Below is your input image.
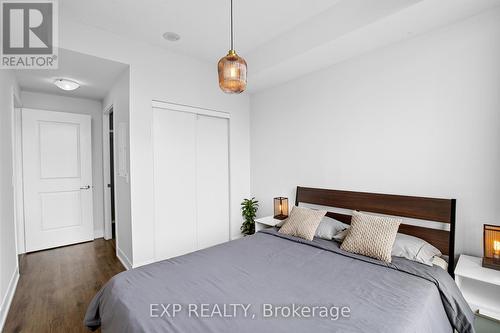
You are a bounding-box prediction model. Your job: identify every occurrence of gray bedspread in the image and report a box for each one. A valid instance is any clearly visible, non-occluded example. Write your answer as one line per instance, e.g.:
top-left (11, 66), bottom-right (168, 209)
top-left (85, 229), bottom-right (474, 333)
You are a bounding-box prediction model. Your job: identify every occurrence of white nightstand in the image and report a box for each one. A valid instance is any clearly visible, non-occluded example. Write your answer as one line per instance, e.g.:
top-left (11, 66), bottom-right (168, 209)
top-left (455, 255), bottom-right (500, 332)
top-left (255, 216), bottom-right (282, 232)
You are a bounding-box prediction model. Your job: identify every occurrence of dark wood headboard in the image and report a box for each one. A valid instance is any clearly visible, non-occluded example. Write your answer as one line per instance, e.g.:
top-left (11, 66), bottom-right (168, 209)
top-left (295, 186), bottom-right (456, 276)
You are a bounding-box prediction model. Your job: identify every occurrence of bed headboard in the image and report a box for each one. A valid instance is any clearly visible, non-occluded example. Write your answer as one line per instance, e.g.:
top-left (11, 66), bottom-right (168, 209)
top-left (295, 186), bottom-right (456, 276)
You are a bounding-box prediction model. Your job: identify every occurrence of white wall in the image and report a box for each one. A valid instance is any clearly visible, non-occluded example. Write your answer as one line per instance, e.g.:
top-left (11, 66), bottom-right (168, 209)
top-left (250, 8), bottom-right (500, 258)
top-left (103, 69), bottom-right (133, 268)
top-left (59, 18), bottom-right (251, 266)
top-left (20, 91), bottom-right (105, 240)
top-left (0, 71), bottom-right (20, 330)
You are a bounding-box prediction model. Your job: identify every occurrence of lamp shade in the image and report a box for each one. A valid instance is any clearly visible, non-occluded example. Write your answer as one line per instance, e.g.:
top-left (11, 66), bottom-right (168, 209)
top-left (482, 224), bottom-right (500, 270)
top-left (273, 197), bottom-right (289, 220)
top-left (218, 50), bottom-right (247, 94)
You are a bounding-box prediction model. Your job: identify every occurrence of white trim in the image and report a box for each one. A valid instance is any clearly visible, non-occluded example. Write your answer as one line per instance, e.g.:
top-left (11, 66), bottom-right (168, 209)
top-left (12, 88), bottom-right (21, 108)
top-left (13, 108), bottom-right (25, 254)
top-left (12, 89), bottom-right (25, 254)
top-left (152, 100), bottom-right (230, 119)
top-left (0, 267), bottom-right (19, 331)
top-left (150, 106), bottom-right (157, 261)
top-left (2, 88), bottom-right (21, 332)
top-left (226, 115), bottom-right (232, 241)
top-left (116, 246), bottom-right (132, 270)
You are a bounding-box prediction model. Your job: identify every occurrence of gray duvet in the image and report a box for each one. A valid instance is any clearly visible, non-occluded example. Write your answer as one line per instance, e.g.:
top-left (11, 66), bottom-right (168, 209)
top-left (85, 229), bottom-right (474, 333)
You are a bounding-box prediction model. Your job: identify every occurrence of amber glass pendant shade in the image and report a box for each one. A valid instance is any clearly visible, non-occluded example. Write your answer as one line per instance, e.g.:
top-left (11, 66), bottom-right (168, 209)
top-left (218, 50), bottom-right (247, 94)
top-left (218, 0), bottom-right (247, 93)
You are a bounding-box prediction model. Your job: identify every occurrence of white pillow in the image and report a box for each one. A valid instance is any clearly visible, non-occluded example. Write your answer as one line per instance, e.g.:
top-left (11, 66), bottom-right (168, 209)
top-left (315, 216), bottom-right (349, 240)
top-left (333, 228), bottom-right (442, 266)
top-left (432, 256), bottom-right (448, 271)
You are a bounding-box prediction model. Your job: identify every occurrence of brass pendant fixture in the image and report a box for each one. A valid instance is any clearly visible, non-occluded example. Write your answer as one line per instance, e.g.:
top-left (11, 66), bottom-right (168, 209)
top-left (218, 0), bottom-right (247, 94)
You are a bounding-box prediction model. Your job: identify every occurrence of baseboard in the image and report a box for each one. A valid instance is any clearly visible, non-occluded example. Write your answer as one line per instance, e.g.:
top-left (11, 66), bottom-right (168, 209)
top-left (94, 229), bottom-right (104, 239)
top-left (132, 258), bottom-right (157, 268)
top-left (116, 246), bottom-right (132, 270)
top-left (231, 233), bottom-right (243, 241)
top-left (0, 267), bottom-right (19, 331)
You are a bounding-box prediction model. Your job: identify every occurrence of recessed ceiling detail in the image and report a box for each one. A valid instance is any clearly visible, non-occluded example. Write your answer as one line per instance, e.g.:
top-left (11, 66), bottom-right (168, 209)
top-left (59, 0), bottom-right (500, 93)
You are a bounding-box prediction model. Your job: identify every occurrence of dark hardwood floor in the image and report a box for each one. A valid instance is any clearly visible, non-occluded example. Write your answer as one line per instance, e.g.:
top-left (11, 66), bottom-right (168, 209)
top-left (3, 239), bottom-right (125, 333)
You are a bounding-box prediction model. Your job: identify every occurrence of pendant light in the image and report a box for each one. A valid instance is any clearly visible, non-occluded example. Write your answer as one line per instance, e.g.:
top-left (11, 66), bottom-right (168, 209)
top-left (218, 0), bottom-right (247, 94)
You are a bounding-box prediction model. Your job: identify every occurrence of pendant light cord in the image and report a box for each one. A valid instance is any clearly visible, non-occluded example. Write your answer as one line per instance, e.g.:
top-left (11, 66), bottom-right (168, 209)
top-left (230, 0), bottom-right (234, 50)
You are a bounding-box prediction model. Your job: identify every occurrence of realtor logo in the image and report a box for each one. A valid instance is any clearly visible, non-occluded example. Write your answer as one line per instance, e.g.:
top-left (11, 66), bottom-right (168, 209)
top-left (1, 0), bottom-right (58, 68)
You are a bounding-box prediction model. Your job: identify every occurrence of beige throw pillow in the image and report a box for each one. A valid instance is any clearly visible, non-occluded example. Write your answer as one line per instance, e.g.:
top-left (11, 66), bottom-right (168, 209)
top-left (340, 211), bottom-right (401, 263)
top-left (278, 206), bottom-right (326, 241)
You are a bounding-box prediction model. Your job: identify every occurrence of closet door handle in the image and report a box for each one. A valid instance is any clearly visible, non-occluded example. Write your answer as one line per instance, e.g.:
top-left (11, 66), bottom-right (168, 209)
top-left (80, 185), bottom-right (91, 190)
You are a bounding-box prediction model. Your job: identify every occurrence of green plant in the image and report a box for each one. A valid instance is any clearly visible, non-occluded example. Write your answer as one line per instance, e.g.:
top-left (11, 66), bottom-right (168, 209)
top-left (240, 197), bottom-right (259, 236)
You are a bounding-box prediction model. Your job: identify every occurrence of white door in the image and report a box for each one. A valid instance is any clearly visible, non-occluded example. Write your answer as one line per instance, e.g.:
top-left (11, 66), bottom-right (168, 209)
top-left (153, 108), bottom-right (197, 260)
top-left (22, 108), bottom-right (93, 252)
top-left (152, 105), bottom-right (230, 261)
top-left (196, 115), bottom-right (229, 249)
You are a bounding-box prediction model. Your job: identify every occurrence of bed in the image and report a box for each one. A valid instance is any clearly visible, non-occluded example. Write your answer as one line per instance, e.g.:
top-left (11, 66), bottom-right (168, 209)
top-left (85, 187), bottom-right (474, 333)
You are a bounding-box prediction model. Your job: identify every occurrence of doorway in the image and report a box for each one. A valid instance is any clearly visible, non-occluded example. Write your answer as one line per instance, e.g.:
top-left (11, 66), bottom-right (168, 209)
top-left (103, 107), bottom-right (117, 241)
top-left (109, 111), bottom-right (116, 240)
top-left (8, 48), bottom-right (131, 274)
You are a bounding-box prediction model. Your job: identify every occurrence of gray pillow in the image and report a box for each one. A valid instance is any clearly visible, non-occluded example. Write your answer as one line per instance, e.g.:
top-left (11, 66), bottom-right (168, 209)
top-left (315, 216), bottom-right (349, 240)
top-left (333, 228), bottom-right (349, 242)
top-left (391, 233), bottom-right (442, 266)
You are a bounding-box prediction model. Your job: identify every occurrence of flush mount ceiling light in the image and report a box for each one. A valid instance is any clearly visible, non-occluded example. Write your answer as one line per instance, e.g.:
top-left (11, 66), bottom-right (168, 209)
top-left (54, 79), bottom-right (80, 91)
top-left (218, 0), bottom-right (247, 94)
top-left (163, 31), bottom-right (181, 42)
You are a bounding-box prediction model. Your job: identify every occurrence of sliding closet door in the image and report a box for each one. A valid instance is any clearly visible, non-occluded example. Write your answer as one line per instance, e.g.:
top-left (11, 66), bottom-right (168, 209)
top-left (153, 108), bottom-right (197, 260)
top-left (196, 115), bottom-right (230, 249)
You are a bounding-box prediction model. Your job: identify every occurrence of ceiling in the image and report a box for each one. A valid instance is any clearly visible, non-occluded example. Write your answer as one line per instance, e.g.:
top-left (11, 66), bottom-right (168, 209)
top-left (59, 0), bottom-right (500, 93)
top-left (60, 0), bottom-right (340, 62)
top-left (15, 49), bottom-right (129, 100)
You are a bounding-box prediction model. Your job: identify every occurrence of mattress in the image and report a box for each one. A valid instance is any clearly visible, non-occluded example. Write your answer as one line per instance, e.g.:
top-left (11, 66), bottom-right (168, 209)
top-left (85, 228), bottom-right (474, 333)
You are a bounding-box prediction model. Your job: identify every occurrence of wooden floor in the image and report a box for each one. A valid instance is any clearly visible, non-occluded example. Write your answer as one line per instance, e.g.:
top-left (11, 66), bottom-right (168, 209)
top-left (3, 239), bottom-right (125, 333)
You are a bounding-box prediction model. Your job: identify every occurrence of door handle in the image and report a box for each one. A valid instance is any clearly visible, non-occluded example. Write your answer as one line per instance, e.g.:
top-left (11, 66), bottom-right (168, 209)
top-left (80, 185), bottom-right (91, 190)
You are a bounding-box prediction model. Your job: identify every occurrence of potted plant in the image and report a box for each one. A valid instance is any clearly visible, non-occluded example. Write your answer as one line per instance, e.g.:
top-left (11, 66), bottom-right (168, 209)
top-left (240, 197), bottom-right (259, 236)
